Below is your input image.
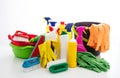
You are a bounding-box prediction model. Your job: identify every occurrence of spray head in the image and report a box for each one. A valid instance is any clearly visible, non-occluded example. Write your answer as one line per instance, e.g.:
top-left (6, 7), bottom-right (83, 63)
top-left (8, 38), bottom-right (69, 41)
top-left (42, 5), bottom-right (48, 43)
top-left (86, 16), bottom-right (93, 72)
top-left (68, 27), bottom-right (77, 42)
top-left (50, 21), bottom-right (57, 27)
top-left (76, 26), bottom-right (86, 35)
top-left (44, 17), bottom-right (51, 25)
top-left (65, 23), bottom-right (73, 32)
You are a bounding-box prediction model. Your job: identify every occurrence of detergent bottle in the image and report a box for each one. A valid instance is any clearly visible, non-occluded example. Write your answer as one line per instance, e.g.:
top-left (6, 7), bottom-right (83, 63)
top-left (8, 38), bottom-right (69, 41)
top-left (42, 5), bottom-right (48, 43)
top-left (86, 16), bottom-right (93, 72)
top-left (67, 30), bottom-right (77, 68)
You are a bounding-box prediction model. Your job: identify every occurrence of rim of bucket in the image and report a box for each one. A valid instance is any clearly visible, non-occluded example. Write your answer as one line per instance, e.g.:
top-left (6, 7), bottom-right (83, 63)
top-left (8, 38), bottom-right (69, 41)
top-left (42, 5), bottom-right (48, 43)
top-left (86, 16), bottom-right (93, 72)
top-left (9, 43), bottom-right (34, 50)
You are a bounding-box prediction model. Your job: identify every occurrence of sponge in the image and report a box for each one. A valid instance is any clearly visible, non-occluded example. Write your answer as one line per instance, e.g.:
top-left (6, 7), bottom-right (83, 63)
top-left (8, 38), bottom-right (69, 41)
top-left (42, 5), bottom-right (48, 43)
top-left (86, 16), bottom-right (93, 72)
top-left (47, 59), bottom-right (68, 73)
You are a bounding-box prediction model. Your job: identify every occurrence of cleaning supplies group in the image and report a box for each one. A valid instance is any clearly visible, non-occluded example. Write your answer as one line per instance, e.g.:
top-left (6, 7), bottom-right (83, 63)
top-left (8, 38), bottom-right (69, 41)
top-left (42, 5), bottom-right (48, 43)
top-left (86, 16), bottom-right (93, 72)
top-left (8, 17), bottom-right (110, 73)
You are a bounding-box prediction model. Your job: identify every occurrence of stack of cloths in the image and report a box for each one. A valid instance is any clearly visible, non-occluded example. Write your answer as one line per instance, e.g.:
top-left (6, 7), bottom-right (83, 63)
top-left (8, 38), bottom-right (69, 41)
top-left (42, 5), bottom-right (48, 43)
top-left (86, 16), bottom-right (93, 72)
top-left (77, 52), bottom-right (110, 73)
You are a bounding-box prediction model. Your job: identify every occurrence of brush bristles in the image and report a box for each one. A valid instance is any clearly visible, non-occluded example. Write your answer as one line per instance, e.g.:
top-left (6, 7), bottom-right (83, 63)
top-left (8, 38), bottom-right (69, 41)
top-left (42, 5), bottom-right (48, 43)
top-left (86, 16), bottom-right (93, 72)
top-left (47, 59), bottom-right (66, 69)
top-left (23, 64), bottom-right (40, 72)
top-left (13, 36), bottom-right (29, 42)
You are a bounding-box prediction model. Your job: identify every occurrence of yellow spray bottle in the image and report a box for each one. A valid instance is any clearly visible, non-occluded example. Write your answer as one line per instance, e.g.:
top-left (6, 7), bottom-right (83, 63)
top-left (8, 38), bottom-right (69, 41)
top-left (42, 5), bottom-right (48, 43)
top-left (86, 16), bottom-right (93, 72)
top-left (58, 21), bottom-right (66, 34)
top-left (67, 29), bottom-right (77, 68)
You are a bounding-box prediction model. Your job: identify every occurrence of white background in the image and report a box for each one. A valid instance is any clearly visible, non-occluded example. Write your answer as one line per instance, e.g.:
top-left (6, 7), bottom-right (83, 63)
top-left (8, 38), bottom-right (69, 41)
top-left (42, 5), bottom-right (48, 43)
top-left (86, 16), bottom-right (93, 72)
top-left (0, 0), bottom-right (120, 78)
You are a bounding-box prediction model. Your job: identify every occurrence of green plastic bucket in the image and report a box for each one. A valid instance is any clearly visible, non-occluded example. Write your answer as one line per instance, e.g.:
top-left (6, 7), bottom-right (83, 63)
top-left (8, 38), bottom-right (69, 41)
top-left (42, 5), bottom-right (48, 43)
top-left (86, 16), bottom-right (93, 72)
top-left (10, 43), bottom-right (34, 59)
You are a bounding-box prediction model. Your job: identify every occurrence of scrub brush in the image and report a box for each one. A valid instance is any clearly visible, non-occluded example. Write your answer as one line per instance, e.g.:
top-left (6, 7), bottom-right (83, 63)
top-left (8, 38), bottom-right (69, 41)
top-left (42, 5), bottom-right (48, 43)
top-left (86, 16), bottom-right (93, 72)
top-left (22, 57), bottom-right (40, 72)
top-left (47, 59), bottom-right (68, 73)
top-left (12, 31), bottom-right (30, 42)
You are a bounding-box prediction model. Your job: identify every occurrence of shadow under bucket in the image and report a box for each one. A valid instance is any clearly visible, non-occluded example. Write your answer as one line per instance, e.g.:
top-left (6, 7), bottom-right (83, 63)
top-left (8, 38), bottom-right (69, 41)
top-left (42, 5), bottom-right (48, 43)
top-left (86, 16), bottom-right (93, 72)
top-left (74, 22), bottom-right (100, 56)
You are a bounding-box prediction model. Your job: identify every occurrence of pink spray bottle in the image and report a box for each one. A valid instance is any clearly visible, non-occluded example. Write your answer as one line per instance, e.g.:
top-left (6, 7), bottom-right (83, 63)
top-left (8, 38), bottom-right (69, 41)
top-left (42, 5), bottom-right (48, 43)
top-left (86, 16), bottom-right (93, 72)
top-left (76, 26), bottom-right (87, 52)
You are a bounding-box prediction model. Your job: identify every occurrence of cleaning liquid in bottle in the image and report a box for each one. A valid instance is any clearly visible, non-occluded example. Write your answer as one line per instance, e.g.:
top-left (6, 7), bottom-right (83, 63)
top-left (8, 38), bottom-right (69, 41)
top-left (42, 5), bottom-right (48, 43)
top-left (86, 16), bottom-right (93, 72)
top-left (67, 29), bottom-right (77, 68)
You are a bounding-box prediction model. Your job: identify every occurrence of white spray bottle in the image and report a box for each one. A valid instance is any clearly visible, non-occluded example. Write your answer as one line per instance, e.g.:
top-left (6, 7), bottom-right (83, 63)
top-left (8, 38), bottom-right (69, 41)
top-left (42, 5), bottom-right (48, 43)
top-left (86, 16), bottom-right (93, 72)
top-left (60, 31), bottom-right (68, 61)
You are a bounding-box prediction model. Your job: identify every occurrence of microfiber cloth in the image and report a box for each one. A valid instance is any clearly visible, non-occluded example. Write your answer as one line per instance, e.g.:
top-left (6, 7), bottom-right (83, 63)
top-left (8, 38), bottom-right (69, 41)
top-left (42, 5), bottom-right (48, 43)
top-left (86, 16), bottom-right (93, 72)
top-left (77, 52), bottom-right (110, 73)
top-left (87, 23), bottom-right (110, 52)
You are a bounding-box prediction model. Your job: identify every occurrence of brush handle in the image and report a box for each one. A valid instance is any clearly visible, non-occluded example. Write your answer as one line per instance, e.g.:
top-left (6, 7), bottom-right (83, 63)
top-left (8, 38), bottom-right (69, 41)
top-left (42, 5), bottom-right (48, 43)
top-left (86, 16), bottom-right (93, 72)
top-left (14, 30), bottom-right (29, 38)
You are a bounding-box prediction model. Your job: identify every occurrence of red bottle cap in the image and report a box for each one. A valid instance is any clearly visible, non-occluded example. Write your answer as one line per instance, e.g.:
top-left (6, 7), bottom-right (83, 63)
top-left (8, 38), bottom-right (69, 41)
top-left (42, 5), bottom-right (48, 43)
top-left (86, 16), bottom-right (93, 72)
top-left (60, 21), bottom-right (65, 25)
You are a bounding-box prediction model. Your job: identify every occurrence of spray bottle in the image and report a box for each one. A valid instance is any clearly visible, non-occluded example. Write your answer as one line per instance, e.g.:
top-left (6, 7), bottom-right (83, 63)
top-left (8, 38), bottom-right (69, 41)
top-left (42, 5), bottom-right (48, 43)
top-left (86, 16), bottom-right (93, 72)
top-left (60, 31), bottom-right (68, 61)
top-left (76, 26), bottom-right (87, 52)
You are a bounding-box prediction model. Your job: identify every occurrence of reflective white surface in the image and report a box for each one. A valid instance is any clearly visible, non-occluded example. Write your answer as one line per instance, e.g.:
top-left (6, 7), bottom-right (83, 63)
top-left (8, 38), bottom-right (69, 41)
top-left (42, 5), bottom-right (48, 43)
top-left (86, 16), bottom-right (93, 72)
top-left (0, 46), bottom-right (119, 78)
top-left (0, 0), bottom-right (120, 78)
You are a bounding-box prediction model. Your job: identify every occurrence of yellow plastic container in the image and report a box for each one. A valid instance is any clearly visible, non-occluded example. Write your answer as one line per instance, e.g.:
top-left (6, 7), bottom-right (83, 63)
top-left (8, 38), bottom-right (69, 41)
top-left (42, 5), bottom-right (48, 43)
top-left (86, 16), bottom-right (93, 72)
top-left (67, 40), bottom-right (77, 68)
top-left (67, 31), bottom-right (77, 68)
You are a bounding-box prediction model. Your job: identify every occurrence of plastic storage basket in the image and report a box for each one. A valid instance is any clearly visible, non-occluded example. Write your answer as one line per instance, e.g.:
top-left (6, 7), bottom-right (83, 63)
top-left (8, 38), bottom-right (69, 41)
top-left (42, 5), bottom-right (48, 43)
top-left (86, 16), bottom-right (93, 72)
top-left (10, 43), bottom-right (34, 59)
top-left (74, 22), bottom-right (100, 56)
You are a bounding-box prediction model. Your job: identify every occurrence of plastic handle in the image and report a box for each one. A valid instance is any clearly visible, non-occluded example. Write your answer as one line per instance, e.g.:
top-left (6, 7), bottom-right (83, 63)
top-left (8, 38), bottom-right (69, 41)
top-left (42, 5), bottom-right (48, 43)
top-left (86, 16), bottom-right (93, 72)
top-left (8, 34), bottom-right (12, 40)
top-left (14, 30), bottom-right (30, 39)
top-left (15, 30), bottom-right (28, 36)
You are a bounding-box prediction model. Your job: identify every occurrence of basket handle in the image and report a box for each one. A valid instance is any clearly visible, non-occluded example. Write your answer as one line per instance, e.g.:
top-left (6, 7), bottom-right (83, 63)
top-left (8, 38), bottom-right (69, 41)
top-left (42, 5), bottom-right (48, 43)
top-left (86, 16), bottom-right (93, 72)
top-left (8, 34), bottom-right (13, 40)
top-left (14, 30), bottom-right (29, 39)
top-left (15, 30), bottom-right (28, 35)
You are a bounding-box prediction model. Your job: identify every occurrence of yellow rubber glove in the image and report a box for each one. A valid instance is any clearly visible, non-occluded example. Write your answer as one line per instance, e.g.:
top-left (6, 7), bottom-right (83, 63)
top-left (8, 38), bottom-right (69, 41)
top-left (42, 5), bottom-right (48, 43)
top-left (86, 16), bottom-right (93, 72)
top-left (38, 41), bottom-right (56, 68)
top-left (52, 35), bottom-right (61, 59)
